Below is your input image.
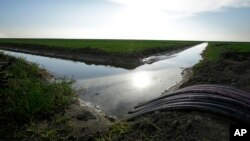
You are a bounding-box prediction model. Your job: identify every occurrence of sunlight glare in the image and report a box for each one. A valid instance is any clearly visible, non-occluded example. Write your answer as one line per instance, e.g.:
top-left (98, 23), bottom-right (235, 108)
top-left (132, 71), bottom-right (152, 89)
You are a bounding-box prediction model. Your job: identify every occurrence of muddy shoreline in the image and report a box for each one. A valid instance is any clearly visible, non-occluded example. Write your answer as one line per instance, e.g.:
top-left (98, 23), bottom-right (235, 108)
top-left (0, 46), bottom-right (141, 69)
top-left (162, 67), bottom-right (193, 95)
top-left (180, 51), bottom-right (250, 92)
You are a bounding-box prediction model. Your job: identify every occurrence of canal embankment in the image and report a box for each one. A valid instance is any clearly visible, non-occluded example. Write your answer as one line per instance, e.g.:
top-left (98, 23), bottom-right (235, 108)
top-left (0, 39), bottom-right (199, 69)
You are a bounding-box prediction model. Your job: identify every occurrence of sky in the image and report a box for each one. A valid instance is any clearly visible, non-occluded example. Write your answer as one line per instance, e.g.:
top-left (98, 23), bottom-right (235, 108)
top-left (0, 0), bottom-right (250, 41)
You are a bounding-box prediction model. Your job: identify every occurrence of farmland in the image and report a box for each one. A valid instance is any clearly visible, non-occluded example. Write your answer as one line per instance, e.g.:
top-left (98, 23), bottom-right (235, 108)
top-left (0, 39), bottom-right (199, 54)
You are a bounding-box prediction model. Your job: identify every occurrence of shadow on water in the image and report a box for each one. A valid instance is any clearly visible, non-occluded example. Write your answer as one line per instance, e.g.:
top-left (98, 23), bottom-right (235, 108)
top-left (0, 43), bottom-right (207, 118)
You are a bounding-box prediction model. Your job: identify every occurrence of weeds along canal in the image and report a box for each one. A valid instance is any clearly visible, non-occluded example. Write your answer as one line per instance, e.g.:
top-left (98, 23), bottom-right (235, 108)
top-left (0, 43), bottom-right (207, 118)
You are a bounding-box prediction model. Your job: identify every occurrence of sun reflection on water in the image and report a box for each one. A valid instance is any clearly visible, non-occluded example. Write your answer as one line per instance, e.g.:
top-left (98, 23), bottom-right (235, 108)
top-left (131, 71), bottom-right (152, 89)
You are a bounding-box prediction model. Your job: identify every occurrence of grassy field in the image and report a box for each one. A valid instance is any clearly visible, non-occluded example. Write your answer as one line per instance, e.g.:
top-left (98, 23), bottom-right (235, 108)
top-left (0, 53), bottom-right (75, 139)
top-left (0, 39), bottom-right (198, 53)
top-left (203, 42), bottom-right (250, 60)
top-left (181, 41), bottom-right (250, 92)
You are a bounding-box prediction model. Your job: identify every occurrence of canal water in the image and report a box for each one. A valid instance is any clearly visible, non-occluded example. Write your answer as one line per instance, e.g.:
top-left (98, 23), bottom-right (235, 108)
top-left (0, 43), bottom-right (207, 117)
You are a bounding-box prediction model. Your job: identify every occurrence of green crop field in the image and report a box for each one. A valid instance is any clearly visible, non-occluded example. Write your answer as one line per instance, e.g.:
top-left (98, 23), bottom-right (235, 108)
top-left (0, 39), bottom-right (198, 53)
top-left (204, 42), bottom-right (250, 60)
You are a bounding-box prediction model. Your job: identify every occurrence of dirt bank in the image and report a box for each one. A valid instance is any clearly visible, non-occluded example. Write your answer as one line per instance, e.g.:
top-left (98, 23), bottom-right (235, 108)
top-left (162, 67), bottom-right (193, 95)
top-left (0, 43), bottom-right (192, 69)
top-left (180, 51), bottom-right (250, 92)
top-left (93, 111), bottom-right (233, 141)
top-left (0, 46), bottom-right (141, 69)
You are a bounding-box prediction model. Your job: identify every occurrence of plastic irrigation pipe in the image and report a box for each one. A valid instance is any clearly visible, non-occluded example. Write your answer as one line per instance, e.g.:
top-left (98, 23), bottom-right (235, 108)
top-left (136, 85), bottom-right (250, 108)
top-left (129, 93), bottom-right (250, 114)
top-left (126, 102), bottom-right (250, 124)
top-left (174, 86), bottom-right (250, 99)
top-left (180, 84), bottom-right (249, 95)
